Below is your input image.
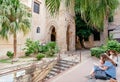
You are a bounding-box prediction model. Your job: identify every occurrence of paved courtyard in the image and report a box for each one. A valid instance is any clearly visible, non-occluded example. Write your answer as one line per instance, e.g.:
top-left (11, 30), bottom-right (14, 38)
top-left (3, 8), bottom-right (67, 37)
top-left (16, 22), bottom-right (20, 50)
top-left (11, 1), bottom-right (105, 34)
top-left (46, 50), bottom-right (120, 82)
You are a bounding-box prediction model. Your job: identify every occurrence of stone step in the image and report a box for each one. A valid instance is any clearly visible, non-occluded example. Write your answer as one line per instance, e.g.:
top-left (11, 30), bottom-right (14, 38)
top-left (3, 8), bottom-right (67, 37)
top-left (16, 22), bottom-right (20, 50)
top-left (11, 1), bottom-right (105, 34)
top-left (60, 60), bottom-right (78, 64)
top-left (51, 69), bottom-right (61, 73)
top-left (44, 59), bottom-right (79, 81)
top-left (55, 63), bottom-right (70, 68)
top-left (47, 71), bottom-right (57, 77)
top-left (53, 66), bottom-right (67, 71)
top-left (58, 61), bottom-right (74, 66)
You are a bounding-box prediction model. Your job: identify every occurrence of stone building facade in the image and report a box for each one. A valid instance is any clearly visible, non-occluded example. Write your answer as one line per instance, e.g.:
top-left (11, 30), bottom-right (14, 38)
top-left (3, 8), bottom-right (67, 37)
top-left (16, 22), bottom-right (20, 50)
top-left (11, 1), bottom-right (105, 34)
top-left (109, 5), bottom-right (120, 42)
top-left (0, 0), bottom-right (120, 59)
top-left (0, 0), bottom-right (75, 59)
top-left (31, 0), bottom-right (76, 52)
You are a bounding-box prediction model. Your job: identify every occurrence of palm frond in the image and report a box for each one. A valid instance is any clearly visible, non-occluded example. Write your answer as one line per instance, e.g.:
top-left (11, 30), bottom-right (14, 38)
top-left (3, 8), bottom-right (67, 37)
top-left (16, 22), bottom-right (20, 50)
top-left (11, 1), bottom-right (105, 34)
top-left (75, 0), bottom-right (81, 14)
top-left (79, 0), bottom-right (119, 30)
top-left (0, 0), bottom-right (31, 39)
top-left (45, 0), bottom-right (60, 15)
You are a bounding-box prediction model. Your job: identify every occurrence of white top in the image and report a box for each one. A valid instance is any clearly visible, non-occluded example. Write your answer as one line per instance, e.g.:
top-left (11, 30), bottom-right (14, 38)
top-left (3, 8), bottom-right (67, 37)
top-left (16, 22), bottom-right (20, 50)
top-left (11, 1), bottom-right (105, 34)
top-left (109, 55), bottom-right (119, 66)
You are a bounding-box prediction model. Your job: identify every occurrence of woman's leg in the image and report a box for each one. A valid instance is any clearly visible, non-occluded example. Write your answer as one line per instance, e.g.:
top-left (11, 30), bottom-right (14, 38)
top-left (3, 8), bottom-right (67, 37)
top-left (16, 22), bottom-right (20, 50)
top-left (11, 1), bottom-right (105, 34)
top-left (90, 66), bottom-right (100, 76)
top-left (86, 66), bottom-right (102, 79)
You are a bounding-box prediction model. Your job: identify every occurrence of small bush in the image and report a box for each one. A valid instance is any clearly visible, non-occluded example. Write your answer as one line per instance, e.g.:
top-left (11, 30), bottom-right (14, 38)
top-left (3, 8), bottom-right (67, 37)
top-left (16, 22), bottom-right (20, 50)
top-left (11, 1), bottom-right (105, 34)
top-left (36, 53), bottom-right (45, 60)
top-left (45, 49), bottom-right (55, 57)
top-left (106, 40), bottom-right (120, 53)
top-left (40, 42), bottom-right (59, 57)
top-left (6, 51), bottom-right (14, 58)
top-left (23, 39), bottom-right (40, 56)
top-left (41, 45), bottom-right (48, 53)
top-left (90, 40), bottom-right (120, 58)
top-left (90, 47), bottom-right (106, 58)
top-left (25, 50), bottom-right (33, 56)
top-left (117, 43), bottom-right (120, 53)
top-left (100, 45), bottom-right (107, 51)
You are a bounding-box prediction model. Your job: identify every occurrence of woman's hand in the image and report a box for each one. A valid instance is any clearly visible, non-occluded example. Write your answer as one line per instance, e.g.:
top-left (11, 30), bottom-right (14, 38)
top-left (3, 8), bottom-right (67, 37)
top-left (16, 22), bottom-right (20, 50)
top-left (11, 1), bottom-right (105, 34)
top-left (99, 66), bottom-right (108, 70)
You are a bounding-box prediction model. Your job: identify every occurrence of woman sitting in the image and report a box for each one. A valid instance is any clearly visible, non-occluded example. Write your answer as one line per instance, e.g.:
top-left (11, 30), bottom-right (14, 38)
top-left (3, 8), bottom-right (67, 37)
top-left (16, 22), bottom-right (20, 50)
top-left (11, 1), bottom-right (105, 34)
top-left (87, 53), bottom-right (117, 82)
top-left (106, 50), bottom-right (119, 67)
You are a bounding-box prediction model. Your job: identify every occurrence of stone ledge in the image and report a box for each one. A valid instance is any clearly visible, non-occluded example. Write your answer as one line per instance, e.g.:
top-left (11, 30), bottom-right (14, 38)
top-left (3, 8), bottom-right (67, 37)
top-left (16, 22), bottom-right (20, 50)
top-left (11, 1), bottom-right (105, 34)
top-left (13, 58), bottom-right (58, 82)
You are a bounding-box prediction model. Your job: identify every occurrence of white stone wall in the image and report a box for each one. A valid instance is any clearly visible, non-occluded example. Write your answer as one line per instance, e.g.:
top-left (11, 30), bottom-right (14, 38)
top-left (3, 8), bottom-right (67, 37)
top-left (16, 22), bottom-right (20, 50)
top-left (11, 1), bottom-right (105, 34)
top-left (45, 0), bottom-right (75, 52)
top-left (0, 0), bottom-right (76, 59)
top-left (109, 5), bottom-right (120, 40)
top-left (84, 32), bottom-right (104, 48)
top-left (31, 0), bottom-right (46, 42)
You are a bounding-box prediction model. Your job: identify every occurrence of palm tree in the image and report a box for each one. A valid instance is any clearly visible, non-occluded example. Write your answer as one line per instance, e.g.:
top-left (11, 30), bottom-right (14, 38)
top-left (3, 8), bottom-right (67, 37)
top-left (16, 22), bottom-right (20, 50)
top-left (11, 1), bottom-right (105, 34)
top-left (78, 0), bottom-right (119, 43)
top-left (0, 0), bottom-right (31, 58)
top-left (45, 0), bottom-right (119, 43)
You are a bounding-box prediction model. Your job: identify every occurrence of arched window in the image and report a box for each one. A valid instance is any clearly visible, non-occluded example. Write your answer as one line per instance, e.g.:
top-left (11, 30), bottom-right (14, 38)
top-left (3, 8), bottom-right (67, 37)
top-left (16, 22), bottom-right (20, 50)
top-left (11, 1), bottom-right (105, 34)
top-left (36, 27), bottom-right (40, 33)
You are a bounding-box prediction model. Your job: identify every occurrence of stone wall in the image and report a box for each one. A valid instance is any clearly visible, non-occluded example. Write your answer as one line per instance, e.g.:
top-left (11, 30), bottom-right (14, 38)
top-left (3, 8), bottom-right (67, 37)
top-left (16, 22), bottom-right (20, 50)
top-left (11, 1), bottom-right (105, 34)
top-left (109, 6), bottom-right (120, 40)
top-left (83, 32), bottom-right (104, 48)
top-left (0, 33), bottom-right (30, 59)
top-left (13, 58), bottom-right (57, 82)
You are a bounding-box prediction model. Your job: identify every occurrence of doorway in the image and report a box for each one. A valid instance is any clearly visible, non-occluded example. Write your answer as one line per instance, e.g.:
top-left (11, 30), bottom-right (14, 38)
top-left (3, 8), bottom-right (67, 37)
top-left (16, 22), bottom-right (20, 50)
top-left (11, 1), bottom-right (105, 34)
top-left (51, 27), bottom-right (56, 41)
top-left (66, 26), bottom-right (70, 51)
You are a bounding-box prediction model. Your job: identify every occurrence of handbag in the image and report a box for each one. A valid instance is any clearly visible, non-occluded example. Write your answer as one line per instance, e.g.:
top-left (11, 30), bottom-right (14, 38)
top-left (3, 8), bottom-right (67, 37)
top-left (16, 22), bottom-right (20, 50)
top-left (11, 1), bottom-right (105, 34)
top-left (94, 70), bottom-right (107, 80)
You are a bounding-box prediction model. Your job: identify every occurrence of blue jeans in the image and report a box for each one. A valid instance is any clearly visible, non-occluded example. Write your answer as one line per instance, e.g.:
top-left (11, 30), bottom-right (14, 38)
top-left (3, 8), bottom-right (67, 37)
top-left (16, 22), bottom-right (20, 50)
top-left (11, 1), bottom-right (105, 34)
top-left (93, 66), bottom-right (116, 80)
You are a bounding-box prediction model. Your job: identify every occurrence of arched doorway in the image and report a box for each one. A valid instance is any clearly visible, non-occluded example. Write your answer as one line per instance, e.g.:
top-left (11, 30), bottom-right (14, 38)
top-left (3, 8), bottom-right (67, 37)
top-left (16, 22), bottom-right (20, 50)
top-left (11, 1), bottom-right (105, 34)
top-left (51, 27), bottom-right (56, 41)
top-left (66, 25), bottom-right (70, 51)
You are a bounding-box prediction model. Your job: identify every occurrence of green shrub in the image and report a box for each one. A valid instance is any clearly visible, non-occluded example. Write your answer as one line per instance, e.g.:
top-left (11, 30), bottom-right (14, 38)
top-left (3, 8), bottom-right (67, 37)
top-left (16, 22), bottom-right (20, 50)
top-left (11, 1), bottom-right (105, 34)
top-left (90, 40), bottom-right (120, 58)
top-left (46, 42), bottom-right (56, 49)
top-left (100, 45), bottom-right (107, 51)
top-left (6, 51), bottom-right (14, 58)
top-left (45, 49), bottom-right (55, 57)
top-left (90, 47), bottom-right (106, 58)
top-left (41, 45), bottom-right (48, 53)
top-left (23, 39), bottom-right (59, 58)
top-left (45, 42), bottom-right (59, 57)
top-left (106, 40), bottom-right (120, 53)
top-left (25, 50), bottom-right (33, 56)
top-left (40, 42), bottom-right (59, 57)
top-left (23, 39), bottom-right (41, 56)
top-left (36, 53), bottom-right (45, 60)
top-left (117, 43), bottom-right (120, 53)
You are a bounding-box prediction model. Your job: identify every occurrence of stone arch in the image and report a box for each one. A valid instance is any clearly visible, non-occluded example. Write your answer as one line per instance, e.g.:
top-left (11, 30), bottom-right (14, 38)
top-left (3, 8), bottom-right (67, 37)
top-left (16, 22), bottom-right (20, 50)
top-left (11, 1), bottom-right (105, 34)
top-left (46, 21), bottom-right (58, 42)
top-left (66, 20), bottom-right (75, 51)
top-left (66, 23), bottom-right (74, 51)
top-left (50, 26), bottom-right (56, 41)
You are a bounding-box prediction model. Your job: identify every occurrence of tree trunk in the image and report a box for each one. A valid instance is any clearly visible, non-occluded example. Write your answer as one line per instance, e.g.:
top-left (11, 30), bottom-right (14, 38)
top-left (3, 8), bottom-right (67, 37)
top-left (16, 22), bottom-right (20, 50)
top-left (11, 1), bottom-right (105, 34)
top-left (103, 12), bottom-right (109, 44)
top-left (14, 33), bottom-right (17, 58)
top-left (79, 36), bottom-right (86, 48)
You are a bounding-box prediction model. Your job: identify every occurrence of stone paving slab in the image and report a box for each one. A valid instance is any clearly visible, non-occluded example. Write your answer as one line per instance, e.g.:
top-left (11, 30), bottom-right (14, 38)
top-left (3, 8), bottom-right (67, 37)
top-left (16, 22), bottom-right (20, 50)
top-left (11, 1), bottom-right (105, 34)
top-left (46, 56), bottom-right (120, 82)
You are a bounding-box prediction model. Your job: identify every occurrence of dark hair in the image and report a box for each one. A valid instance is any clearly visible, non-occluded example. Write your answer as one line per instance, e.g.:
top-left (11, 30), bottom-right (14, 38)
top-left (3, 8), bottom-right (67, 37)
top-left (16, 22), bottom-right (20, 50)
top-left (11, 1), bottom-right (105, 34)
top-left (106, 50), bottom-right (117, 56)
top-left (100, 53), bottom-right (117, 67)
